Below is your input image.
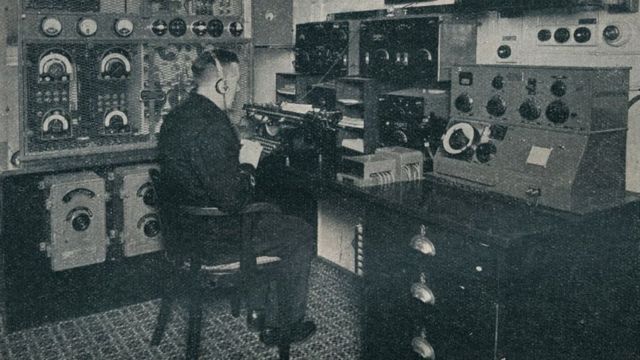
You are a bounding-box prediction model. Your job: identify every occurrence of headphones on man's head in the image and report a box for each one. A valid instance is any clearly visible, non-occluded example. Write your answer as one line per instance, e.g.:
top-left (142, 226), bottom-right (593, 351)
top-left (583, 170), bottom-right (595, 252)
top-left (211, 53), bottom-right (230, 95)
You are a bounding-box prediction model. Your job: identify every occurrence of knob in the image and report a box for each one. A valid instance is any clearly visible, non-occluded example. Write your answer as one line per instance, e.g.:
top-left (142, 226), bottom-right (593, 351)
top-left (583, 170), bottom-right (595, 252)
top-left (497, 45), bottom-right (511, 59)
top-left (486, 96), bottom-right (506, 117)
top-left (169, 18), bottom-right (187, 37)
top-left (492, 75), bottom-right (504, 90)
top-left (411, 336), bottom-right (435, 359)
top-left (71, 212), bottom-right (91, 232)
top-left (151, 20), bottom-right (167, 36)
top-left (192, 20), bottom-right (207, 36)
top-left (104, 59), bottom-right (128, 79)
top-left (141, 186), bottom-right (156, 207)
top-left (47, 62), bottom-right (66, 79)
top-left (519, 99), bottom-right (541, 120)
top-left (207, 19), bottom-right (224, 37)
top-left (554, 28), bottom-right (571, 43)
top-left (551, 80), bottom-right (567, 97)
top-left (538, 29), bottom-right (552, 42)
top-left (229, 21), bottom-right (244, 37)
top-left (454, 94), bottom-right (473, 113)
top-left (143, 218), bottom-right (161, 238)
top-left (603, 25), bottom-right (621, 43)
top-left (476, 142), bottom-right (497, 164)
top-left (411, 281), bottom-right (435, 305)
top-left (410, 225), bottom-right (436, 256)
top-left (546, 100), bottom-right (570, 124)
top-left (574, 27), bottom-right (591, 43)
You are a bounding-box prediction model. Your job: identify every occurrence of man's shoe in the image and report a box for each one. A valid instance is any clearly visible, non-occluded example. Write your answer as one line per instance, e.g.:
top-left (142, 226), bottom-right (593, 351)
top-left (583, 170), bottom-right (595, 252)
top-left (259, 320), bottom-right (317, 346)
top-left (247, 309), bottom-right (265, 332)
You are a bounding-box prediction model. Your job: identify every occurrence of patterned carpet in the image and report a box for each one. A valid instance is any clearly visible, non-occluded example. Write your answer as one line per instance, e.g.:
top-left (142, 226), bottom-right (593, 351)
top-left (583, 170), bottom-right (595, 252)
top-left (0, 259), bottom-right (362, 360)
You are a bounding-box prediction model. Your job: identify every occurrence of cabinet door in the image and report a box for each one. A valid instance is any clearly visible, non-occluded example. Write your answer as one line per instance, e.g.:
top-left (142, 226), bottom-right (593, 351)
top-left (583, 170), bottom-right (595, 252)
top-left (364, 207), bottom-right (499, 360)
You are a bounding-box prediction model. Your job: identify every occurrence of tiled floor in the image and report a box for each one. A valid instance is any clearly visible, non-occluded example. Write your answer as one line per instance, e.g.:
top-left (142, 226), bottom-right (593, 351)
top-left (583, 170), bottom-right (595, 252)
top-left (0, 259), bottom-right (362, 359)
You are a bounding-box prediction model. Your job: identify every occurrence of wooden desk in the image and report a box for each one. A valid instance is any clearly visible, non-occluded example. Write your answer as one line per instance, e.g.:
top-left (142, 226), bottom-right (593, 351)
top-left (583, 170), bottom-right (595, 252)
top-left (260, 164), bottom-right (640, 359)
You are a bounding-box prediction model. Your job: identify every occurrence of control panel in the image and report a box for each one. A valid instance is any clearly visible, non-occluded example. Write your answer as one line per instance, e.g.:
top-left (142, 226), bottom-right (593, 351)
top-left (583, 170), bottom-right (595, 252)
top-left (378, 88), bottom-right (449, 166)
top-left (434, 65), bottom-right (629, 213)
top-left (294, 21), bottom-right (351, 77)
top-left (360, 17), bottom-right (439, 83)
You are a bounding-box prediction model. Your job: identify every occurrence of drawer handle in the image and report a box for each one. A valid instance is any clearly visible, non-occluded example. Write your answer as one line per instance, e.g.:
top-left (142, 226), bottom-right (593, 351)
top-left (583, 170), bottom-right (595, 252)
top-left (410, 225), bottom-right (436, 256)
top-left (411, 282), bottom-right (435, 305)
top-left (411, 336), bottom-right (435, 359)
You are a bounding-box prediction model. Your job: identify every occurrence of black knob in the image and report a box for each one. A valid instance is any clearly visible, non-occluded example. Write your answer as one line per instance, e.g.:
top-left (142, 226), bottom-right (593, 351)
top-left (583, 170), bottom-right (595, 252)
top-left (48, 118), bottom-right (65, 133)
top-left (143, 219), bottom-right (161, 238)
top-left (109, 115), bottom-right (125, 129)
top-left (554, 28), bottom-right (571, 43)
top-left (497, 45), bottom-right (511, 59)
top-left (492, 75), bottom-right (504, 90)
top-left (449, 129), bottom-right (471, 152)
top-left (192, 20), bottom-right (207, 36)
top-left (207, 19), bottom-right (224, 37)
top-left (104, 60), bottom-right (128, 79)
top-left (142, 187), bottom-right (156, 207)
top-left (486, 96), bottom-right (506, 117)
top-left (519, 99), bottom-right (541, 121)
top-left (455, 94), bottom-right (473, 113)
top-left (551, 80), bottom-right (567, 97)
top-left (476, 142), bottom-right (497, 164)
top-left (538, 29), bottom-right (552, 42)
top-left (546, 101), bottom-right (570, 124)
top-left (151, 20), bottom-right (167, 36)
top-left (168, 18), bottom-right (187, 37)
top-left (574, 27), bottom-right (591, 43)
top-left (229, 22), bottom-right (244, 37)
top-left (72, 213), bottom-right (91, 232)
top-left (603, 25), bottom-right (621, 42)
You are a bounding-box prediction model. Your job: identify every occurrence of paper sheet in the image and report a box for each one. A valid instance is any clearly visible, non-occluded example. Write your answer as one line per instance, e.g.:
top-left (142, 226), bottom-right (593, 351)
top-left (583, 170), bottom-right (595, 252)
top-left (239, 139), bottom-right (264, 169)
top-left (526, 146), bottom-right (553, 167)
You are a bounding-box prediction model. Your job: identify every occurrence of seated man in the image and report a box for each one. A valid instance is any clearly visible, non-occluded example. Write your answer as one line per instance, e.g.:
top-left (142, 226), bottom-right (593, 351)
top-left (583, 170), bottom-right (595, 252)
top-left (157, 48), bottom-right (316, 345)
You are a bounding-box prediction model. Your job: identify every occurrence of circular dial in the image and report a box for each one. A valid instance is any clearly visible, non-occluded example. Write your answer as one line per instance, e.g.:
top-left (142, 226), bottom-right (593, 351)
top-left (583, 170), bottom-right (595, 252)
top-left (169, 18), bottom-right (187, 37)
top-left (546, 101), bottom-right (570, 124)
top-left (78, 18), bottom-right (98, 37)
top-left (492, 75), bottom-right (504, 90)
top-left (207, 19), bottom-right (224, 37)
top-left (141, 187), bottom-right (157, 207)
top-left (143, 217), bottom-right (161, 238)
top-left (538, 29), bottom-right (552, 42)
top-left (442, 123), bottom-right (478, 155)
top-left (41, 17), bottom-right (63, 37)
top-left (551, 80), bottom-right (567, 97)
top-left (574, 27), bottom-right (591, 43)
top-left (71, 211), bottom-right (91, 232)
top-left (519, 99), bottom-right (541, 121)
top-left (476, 142), bottom-right (497, 164)
top-left (554, 28), bottom-right (571, 43)
top-left (455, 94), bottom-right (473, 113)
top-left (192, 20), bottom-right (207, 36)
top-left (229, 21), bottom-right (244, 37)
top-left (103, 58), bottom-right (129, 79)
top-left (114, 19), bottom-right (134, 37)
top-left (486, 96), bottom-right (507, 117)
top-left (47, 62), bottom-right (67, 79)
top-left (603, 25), bottom-right (621, 43)
top-left (42, 111), bottom-right (70, 134)
top-left (497, 45), bottom-right (511, 59)
top-left (151, 20), bottom-right (168, 36)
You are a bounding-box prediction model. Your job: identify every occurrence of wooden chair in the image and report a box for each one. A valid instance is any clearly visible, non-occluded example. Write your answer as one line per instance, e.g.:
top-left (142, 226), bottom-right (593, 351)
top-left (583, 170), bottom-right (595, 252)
top-left (148, 169), bottom-right (291, 359)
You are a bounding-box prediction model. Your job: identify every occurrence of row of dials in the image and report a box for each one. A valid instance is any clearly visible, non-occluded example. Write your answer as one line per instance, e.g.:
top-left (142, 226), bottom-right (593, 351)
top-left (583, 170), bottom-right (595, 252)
top-left (41, 17), bottom-right (243, 38)
top-left (454, 77), bottom-right (571, 124)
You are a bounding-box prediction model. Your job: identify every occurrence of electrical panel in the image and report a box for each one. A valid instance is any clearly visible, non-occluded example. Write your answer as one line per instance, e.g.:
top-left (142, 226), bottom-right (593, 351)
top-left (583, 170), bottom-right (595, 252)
top-left (112, 164), bottom-right (163, 258)
top-left (40, 171), bottom-right (108, 271)
top-left (294, 21), bottom-right (353, 77)
top-left (0, 0), bottom-right (248, 174)
top-left (475, 8), bottom-right (640, 192)
top-left (434, 65), bottom-right (628, 213)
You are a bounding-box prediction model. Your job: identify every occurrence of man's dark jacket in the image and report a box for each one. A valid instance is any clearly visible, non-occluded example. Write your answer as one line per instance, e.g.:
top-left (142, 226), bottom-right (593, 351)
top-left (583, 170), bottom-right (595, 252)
top-left (158, 92), bottom-right (253, 213)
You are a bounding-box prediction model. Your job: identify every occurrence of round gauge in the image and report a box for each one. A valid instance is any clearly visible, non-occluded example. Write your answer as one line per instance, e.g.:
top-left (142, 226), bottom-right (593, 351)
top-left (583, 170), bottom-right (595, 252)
top-left (78, 18), bottom-right (98, 37)
top-left (41, 17), bottom-right (63, 37)
top-left (169, 18), bottom-right (187, 37)
top-left (207, 19), bottom-right (224, 37)
top-left (114, 19), bottom-right (134, 37)
top-left (229, 21), bottom-right (244, 37)
top-left (151, 20), bottom-right (168, 36)
top-left (192, 20), bottom-right (207, 36)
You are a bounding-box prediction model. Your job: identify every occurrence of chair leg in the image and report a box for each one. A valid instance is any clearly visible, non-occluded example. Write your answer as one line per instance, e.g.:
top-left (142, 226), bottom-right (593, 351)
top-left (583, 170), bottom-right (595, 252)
top-left (151, 296), bottom-right (174, 346)
top-left (278, 343), bottom-right (291, 360)
top-left (231, 286), bottom-right (241, 318)
top-left (186, 263), bottom-right (203, 360)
